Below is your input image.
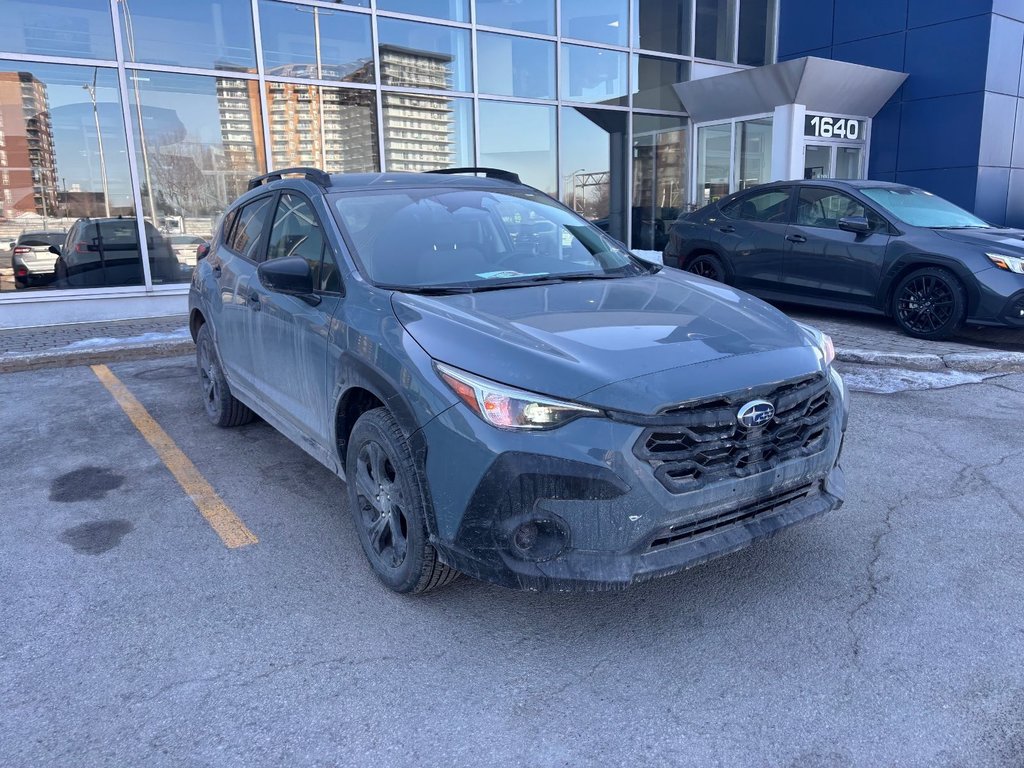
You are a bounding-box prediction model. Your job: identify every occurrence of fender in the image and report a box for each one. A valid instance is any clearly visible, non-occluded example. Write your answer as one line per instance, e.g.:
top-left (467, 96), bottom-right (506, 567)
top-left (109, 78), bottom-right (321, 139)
top-left (879, 253), bottom-right (981, 314)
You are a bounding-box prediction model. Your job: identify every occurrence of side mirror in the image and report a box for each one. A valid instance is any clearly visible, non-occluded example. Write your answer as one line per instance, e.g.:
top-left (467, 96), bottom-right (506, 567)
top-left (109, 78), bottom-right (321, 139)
top-left (838, 216), bottom-right (871, 234)
top-left (48, 244), bottom-right (61, 256)
top-left (8, 241), bottom-right (16, 251)
top-left (196, 242), bottom-right (210, 261)
top-left (257, 256), bottom-right (319, 305)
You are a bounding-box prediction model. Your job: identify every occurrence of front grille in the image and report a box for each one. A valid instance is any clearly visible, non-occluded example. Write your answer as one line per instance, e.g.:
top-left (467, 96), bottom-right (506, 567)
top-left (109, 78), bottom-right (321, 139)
top-left (634, 374), bottom-right (832, 494)
top-left (648, 483), bottom-right (817, 551)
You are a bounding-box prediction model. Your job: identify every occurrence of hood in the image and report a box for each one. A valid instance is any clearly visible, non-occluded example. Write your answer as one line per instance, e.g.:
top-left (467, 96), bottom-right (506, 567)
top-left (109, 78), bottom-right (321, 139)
top-left (932, 227), bottom-right (1024, 254)
top-left (391, 271), bottom-right (817, 407)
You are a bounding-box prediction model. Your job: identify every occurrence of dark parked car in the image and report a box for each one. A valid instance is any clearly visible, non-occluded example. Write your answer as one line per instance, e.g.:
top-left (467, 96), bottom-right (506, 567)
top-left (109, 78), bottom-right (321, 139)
top-left (664, 180), bottom-right (1024, 339)
top-left (189, 166), bottom-right (848, 593)
top-left (9, 230), bottom-right (65, 289)
top-left (53, 217), bottom-right (183, 288)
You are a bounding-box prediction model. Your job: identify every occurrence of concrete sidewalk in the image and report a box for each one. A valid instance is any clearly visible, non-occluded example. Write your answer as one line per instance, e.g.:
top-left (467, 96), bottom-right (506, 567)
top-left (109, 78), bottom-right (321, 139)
top-left (2, 307), bottom-right (1024, 374)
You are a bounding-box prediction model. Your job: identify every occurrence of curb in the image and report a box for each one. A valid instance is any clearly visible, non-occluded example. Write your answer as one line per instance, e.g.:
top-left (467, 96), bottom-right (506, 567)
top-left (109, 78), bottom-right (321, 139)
top-left (0, 340), bottom-right (195, 374)
top-left (2, 340), bottom-right (1023, 376)
top-left (837, 347), bottom-right (1024, 374)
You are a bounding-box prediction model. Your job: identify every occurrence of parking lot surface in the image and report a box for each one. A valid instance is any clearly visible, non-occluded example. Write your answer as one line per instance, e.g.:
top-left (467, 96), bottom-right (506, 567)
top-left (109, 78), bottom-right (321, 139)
top-left (1, 357), bottom-right (1022, 767)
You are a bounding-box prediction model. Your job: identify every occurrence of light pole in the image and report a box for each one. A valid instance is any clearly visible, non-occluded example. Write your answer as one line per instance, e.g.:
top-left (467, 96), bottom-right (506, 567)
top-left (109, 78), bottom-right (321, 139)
top-left (83, 68), bottom-right (112, 217)
top-left (120, 0), bottom-right (159, 226)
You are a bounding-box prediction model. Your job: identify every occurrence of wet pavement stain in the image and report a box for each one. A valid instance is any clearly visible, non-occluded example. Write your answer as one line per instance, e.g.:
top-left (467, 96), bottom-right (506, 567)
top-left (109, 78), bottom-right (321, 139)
top-left (59, 519), bottom-right (134, 555)
top-left (50, 467), bottom-right (125, 502)
top-left (133, 364), bottom-right (195, 381)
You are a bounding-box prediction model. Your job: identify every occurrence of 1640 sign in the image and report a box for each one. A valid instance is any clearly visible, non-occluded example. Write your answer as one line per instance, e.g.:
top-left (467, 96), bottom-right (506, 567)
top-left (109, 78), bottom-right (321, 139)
top-left (804, 115), bottom-right (865, 141)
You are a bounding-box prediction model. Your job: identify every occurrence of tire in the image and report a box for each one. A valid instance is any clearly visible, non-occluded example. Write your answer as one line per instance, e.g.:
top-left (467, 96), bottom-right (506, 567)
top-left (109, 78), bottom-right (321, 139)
top-left (891, 267), bottom-right (967, 340)
top-left (195, 324), bottom-right (255, 427)
top-left (685, 253), bottom-right (726, 283)
top-left (346, 407), bottom-right (459, 594)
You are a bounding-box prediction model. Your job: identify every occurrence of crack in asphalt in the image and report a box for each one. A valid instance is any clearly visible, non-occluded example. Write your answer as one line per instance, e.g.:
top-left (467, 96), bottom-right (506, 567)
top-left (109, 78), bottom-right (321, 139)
top-left (846, 495), bottom-right (898, 668)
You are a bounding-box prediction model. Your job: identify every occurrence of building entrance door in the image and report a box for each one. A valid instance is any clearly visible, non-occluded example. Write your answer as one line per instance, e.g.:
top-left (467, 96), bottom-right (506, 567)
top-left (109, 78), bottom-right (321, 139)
top-left (803, 143), bottom-right (864, 180)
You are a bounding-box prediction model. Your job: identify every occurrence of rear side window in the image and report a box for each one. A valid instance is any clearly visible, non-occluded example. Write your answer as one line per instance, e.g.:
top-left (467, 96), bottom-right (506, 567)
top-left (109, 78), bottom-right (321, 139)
top-left (227, 197), bottom-right (274, 261)
top-left (721, 190), bottom-right (791, 223)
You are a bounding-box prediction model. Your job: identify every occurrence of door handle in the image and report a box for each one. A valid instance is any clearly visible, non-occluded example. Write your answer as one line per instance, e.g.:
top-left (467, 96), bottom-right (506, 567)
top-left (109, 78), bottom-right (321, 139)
top-left (718, 225), bottom-right (735, 233)
top-left (211, 263), bottom-right (222, 277)
top-left (786, 234), bottom-right (807, 243)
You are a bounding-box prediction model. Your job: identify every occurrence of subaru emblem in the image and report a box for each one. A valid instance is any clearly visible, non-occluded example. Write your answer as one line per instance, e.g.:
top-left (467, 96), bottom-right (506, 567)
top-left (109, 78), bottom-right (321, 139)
top-left (737, 399), bottom-right (775, 428)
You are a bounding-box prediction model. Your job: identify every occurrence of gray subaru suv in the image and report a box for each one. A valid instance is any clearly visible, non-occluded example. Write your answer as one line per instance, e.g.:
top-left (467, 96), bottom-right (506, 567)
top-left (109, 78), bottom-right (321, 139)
top-left (189, 167), bottom-right (848, 593)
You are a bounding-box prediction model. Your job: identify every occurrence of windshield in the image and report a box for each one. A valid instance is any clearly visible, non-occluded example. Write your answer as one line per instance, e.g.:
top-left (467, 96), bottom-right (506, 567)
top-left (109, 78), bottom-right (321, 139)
top-left (330, 187), bottom-right (650, 291)
top-left (19, 232), bottom-right (65, 247)
top-left (862, 187), bottom-right (989, 229)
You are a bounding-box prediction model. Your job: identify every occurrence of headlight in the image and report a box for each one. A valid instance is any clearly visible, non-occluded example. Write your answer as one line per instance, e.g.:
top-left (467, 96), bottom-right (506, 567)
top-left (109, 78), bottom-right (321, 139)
top-left (796, 322), bottom-right (836, 367)
top-left (986, 252), bottom-right (1024, 274)
top-left (435, 363), bottom-right (600, 430)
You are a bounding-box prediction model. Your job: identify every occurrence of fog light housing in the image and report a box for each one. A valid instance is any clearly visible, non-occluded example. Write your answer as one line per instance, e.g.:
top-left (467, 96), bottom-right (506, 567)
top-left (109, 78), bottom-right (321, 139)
top-left (508, 517), bottom-right (569, 561)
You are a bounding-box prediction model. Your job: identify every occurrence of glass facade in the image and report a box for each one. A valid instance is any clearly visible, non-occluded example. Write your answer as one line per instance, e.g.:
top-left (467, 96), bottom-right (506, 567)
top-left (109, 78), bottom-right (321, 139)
top-left (0, 0), bottom-right (775, 299)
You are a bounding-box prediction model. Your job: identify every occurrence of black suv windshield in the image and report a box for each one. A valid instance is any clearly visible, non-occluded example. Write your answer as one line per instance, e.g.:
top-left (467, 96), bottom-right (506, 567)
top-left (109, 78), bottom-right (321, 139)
top-left (330, 187), bottom-right (650, 291)
top-left (862, 187), bottom-right (989, 229)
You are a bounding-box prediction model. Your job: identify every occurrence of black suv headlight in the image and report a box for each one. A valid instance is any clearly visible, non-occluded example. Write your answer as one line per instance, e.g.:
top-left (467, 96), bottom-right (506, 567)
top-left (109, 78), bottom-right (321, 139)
top-left (435, 363), bottom-right (600, 430)
top-left (795, 322), bottom-right (836, 367)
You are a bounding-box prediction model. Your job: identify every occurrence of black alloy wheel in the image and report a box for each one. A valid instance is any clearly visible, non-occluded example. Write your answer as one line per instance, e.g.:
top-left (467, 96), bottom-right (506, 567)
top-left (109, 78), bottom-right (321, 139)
top-left (195, 324), bottom-right (254, 427)
top-left (345, 408), bottom-right (458, 594)
top-left (892, 267), bottom-right (967, 340)
top-left (686, 253), bottom-right (725, 282)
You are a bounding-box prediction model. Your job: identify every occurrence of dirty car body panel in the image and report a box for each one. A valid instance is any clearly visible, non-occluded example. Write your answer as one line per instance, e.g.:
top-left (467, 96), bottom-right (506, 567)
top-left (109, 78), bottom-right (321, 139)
top-left (190, 170), bottom-right (848, 592)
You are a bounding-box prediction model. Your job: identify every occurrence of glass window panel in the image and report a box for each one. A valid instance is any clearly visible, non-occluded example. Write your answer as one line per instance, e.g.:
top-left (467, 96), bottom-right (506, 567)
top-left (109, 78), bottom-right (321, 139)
top-left (835, 146), bottom-right (863, 180)
top-left (738, 0), bottom-right (775, 66)
top-left (561, 0), bottom-right (628, 46)
top-left (633, 0), bottom-right (691, 56)
top-left (560, 108), bottom-right (629, 244)
top-left (735, 117), bottom-right (772, 190)
top-left (128, 70), bottom-right (266, 284)
top-left (694, 0), bottom-right (735, 62)
top-left (377, 0), bottom-right (468, 22)
top-left (478, 101), bottom-right (556, 195)
top-left (259, 2), bottom-right (373, 83)
top-left (561, 45), bottom-right (628, 107)
top-left (697, 123), bottom-right (732, 206)
top-left (631, 55), bottom-right (688, 111)
top-left (632, 114), bottom-right (687, 251)
top-left (118, 0), bottom-right (256, 72)
top-left (475, 0), bottom-right (554, 36)
top-left (377, 18), bottom-right (471, 92)
top-left (382, 93), bottom-right (472, 172)
top-left (267, 83), bottom-right (380, 173)
top-left (0, 62), bottom-right (142, 293)
top-left (804, 144), bottom-right (830, 179)
top-left (4, 0), bottom-right (115, 60)
top-left (477, 33), bottom-right (555, 100)
top-left (722, 189), bottom-right (789, 221)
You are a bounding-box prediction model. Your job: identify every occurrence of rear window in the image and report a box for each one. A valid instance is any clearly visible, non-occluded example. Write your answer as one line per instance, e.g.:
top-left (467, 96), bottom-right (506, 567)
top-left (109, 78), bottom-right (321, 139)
top-left (18, 232), bottom-right (65, 247)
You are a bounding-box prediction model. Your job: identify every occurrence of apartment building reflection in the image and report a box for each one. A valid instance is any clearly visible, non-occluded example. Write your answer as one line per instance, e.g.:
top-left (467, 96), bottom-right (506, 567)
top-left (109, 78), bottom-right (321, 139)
top-left (0, 72), bottom-right (58, 218)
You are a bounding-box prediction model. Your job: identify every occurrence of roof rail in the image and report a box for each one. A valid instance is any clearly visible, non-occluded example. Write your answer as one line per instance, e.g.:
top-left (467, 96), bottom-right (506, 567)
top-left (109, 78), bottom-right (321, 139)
top-left (247, 167), bottom-right (331, 191)
top-left (425, 167), bottom-right (522, 184)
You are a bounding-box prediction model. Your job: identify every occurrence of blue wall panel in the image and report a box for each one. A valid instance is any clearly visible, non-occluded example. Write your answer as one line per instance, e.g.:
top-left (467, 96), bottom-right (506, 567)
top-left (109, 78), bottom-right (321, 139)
top-left (979, 92), bottom-right (1018, 167)
top-left (903, 16), bottom-right (990, 101)
top-left (907, 0), bottom-right (993, 29)
top-left (975, 165), bottom-right (1011, 222)
top-left (897, 93), bottom-right (985, 171)
top-left (832, 31), bottom-right (906, 73)
top-left (895, 167), bottom-right (979, 212)
top-left (832, 0), bottom-right (908, 45)
top-left (993, 0), bottom-right (1024, 23)
top-left (1006, 169), bottom-right (1024, 225)
top-left (1012, 99), bottom-right (1024, 168)
top-left (777, 0), bottom-right (835, 58)
top-left (986, 14), bottom-right (1024, 95)
top-left (867, 101), bottom-right (902, 175)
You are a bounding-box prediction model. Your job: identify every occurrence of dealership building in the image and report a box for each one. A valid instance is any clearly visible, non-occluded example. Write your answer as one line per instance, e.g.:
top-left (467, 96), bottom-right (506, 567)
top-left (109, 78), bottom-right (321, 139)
top-left (1, 0), bottom-right (1022, 327)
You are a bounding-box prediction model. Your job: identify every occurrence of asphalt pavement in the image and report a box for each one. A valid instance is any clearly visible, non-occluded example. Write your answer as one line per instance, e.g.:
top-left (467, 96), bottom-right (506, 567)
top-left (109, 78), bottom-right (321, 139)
top-left (1, 357), bottom-right (1022, 767)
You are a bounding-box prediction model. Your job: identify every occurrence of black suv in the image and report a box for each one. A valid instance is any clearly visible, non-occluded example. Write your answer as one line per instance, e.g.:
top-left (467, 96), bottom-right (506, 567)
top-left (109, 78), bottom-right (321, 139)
top-left (665, 180), bottom-right (1024, 339)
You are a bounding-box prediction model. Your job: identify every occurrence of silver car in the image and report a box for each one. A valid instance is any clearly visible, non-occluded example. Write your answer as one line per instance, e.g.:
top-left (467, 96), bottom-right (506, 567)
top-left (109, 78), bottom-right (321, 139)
top-left (10, 231), bottom-right (65, 289)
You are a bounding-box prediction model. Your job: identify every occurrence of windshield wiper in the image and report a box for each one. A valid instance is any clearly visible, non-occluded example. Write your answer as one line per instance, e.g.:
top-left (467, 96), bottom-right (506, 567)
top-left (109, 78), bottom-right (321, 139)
top-left (933, 225), bottom-right (990, 230)
top-left (377, 283), bottom-right (475, 295)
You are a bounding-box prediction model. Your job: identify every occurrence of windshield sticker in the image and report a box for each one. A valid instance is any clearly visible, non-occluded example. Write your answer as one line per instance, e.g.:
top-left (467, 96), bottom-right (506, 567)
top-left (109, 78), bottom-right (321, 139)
top-left (475, 270), bottom-right (548, 280)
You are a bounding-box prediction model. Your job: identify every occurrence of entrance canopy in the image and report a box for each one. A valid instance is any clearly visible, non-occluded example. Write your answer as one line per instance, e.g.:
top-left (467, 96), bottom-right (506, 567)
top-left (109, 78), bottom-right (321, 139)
top-left (674, 56), bottom-right (907, 124)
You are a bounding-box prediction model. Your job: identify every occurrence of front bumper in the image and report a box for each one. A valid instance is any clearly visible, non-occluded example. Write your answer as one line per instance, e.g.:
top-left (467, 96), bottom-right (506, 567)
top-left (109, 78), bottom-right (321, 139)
top-left (967, 268), bottom-right (1024, 328)
top-left (421, 369), bottom-right (847, 592)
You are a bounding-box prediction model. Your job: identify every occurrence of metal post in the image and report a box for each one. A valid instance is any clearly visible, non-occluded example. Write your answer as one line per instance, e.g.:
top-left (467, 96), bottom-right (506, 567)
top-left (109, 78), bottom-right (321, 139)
top-left (121, 0), bottom-right (159, 226)
top-left (85, 69), bottom-right (112, 217)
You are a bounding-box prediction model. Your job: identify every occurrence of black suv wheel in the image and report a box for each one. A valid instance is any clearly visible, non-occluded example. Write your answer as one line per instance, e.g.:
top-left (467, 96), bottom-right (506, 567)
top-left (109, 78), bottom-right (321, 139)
top-left (685, 253), bottom-right (726, 282)
top-left (195, 324), bottom-right (255, 427)
top-left (892, 267), bottom-right (966, 340)
top-left (346, 408), bottom-right (458, 594)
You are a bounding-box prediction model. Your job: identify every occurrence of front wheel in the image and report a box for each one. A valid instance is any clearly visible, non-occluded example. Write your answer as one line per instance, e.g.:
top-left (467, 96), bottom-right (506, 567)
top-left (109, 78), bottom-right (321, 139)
top-left (346, 408), bottom-right (459, 594)
top-left (891, 267), bottom-right (966, 340)
top-left (685, 253), bottom-right (726, 283)
top-left (195, 324), bottom-right (255, 427)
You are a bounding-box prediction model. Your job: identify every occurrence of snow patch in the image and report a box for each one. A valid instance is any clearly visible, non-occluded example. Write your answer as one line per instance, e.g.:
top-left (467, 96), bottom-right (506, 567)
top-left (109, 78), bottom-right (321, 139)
top-left (632, 250), bottom-right (664, 265)
top-left (840, 363), bottom-right (997, 394)
top-left (60, 327), bottom-right (191, 350)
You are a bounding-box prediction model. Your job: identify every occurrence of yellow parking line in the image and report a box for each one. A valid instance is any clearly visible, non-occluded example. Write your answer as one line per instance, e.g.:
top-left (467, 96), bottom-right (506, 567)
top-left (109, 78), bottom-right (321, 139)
top-left (91, 364), bottom-right (258, 549)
